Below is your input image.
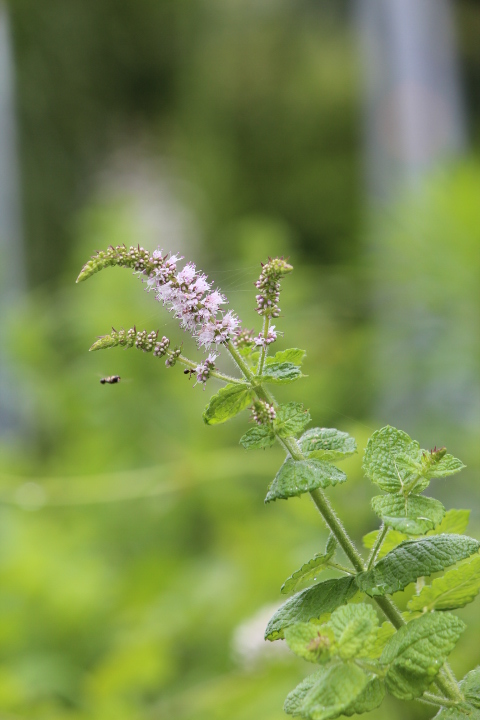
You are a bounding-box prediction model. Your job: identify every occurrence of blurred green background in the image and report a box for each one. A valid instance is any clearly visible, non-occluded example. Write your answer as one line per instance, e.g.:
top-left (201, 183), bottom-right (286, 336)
top-left (1, 1), bottom-right (480, 718)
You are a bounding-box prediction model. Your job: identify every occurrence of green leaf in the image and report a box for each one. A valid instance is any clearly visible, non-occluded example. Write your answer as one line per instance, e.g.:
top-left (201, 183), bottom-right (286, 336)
top-left (299, 428), bottom-right (357, 462)
top-left (356, 534), bottom-right (480, 597)
top-left (408, 555), bottom-right (480, 612)
top-left (265, 458), bottom-right (346, 503)
top-left (363, 426), bottom-right (422, 493)
top-left (343, 677), bottom-right (385, 716)
top-left (284, 669), bottom-right (326, 716)
top-left (381, 612), bottom-right (465, 700)
top-left (301, 663), bottom-right (372, 720)
top-left (203, 384), bottom-right (254, 425)
top-left (371, 494), bottom-right (445, 535)
top-left (327, 603), bottom-right (379, 659)
top-left (274, 402), bottom-right (311, 438)
top-left (427, 509), bottom-right (470, 536)
top-left (284, 622), bottom-right (335, 664)
top-left (363, 529), bottom-right (408, 559)
top-left (260, 362), bottom-right (303, 384)
top-left (281, 542), bottom-right (337, 595)
top-left (265, 576), bottom-right (357, 641)
top-left (239, 425), bottom-right (275, 450)
top-left (434, 705), bottom-right (480, 720)
top-left (427, 453), bottom-right (465, 478)
top-left (266, 348), bottom-right (306, 366)
top-left (434, 667), bottom-right (480, 720)
top-left (365, 622), bottom-right (397, 659)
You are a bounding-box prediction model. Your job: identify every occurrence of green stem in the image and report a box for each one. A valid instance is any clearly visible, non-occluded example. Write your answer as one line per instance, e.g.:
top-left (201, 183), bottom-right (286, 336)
top-left (257, 316), bottom-right (270, 376)
top-left (367, 523), bottom-right (388, 570)
top-left (421, 693), bottom-right (464, 710)
top-left (174, 352), bottom-right (243, 385)
top-left (327, 561), bottom-right (355, 575)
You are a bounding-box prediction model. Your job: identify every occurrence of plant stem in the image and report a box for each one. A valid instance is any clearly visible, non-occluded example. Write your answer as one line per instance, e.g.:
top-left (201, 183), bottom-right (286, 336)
top-left (257, 316), bottom-right (270, 376)
top-left (367, 523), bottom-right (388, 570)
top-left (421, 693), bottom-right (464, 709)
top-left (327, 561), bottom-right (355, 575)
top-left (175, 352), bottom-right (243, 385)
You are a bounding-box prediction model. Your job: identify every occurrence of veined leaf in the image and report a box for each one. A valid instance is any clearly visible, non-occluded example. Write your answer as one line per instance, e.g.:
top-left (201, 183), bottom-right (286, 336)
top-left (301, 663), bottom-right (372, 720)
top-left (427, 453), bottom-right (465, 478)
top-left (274, 402), bottom-right (311, 438)
top-left (427, 509), bottom-right (470, 536)
top-left (281, 543), bottom-right (337, 595)
top-left (284, 669), bottom-right (326, 716)
top-left (284, 622), bottom-right (335, 664)
top-left (266, 348), bottom-right (306, 366)
top-left (356, 534), bottom-right (480, 597)
top-left (381, 612), bottom-right (465, 700)
top-left (327, 603), bottom-right (379, 659)
top-left (265, 576), bottom-right (357, 641)
top-left (203, 384), bottom-right (254, 425)
top-left (363, 529), bottom-right (408, 559)
top-left (265, 458), bottom-right (346, 504)
top-left (260, 362), bottom-right (304, 384)
top-left (408, 555), bottom-right (480, 612)
top-left (299, 427), bottom-right (357, 462)
top-left (371, 494), bottom-right (445, 535)
top-left (363, 426), bottom-right (421, 493)
top-left (239, 425), bottom-right (275, 450)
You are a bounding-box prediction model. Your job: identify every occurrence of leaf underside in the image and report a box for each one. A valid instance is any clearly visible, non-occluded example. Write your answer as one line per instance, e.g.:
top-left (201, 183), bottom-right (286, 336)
top-left (408, 555), bottom-right (480, 612)
top-left (371, 493), bottom-right (445, 535)
top-left (203, 384), bottom-right (254, 425)
top-left (265, 457), bottom-right (346, 503)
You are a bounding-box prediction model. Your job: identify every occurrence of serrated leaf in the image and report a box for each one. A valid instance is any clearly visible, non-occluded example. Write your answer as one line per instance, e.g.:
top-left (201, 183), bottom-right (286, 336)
top-left (408, 555), bottom-right (480, 612)
top-left (265, 576), bottom-right (357, 641)
top-left (381, 612), bottom-right (465, 700)
top-left (239, 425), bottom-right (275, 450)
top-left (266, 348), bottom-right (306, 366)
top-left (427, 509), bottom-right (470, 536)
top-left (356, 534), bottom-right (480, 597)
top-left (371, 494), bottom-right (445, 535)
top-left (327, 603), bottom-right (379, 659)
top-left (274, 402), bottom-right (311, 438)
top-left (203, 384), bottom-right (254, 425)
top-left (363, 426), bottom-right (422, 493)
top-left (301, 663), bottom-right (372, 720)
top-left (284, 669), bottom-right (326, 716)
top-left (299, 427), bottom-right (357, 462)
top-left (428, 453), bottom-right (465, 478)
top-left (285, 622), bottom-right (335, 664)
top-left (363, 529), bottom-right (408, 559)
top-left (265, 458), bottom-right (346, 503)
top-left (281, 545), bottom-right (336, 595)
top-left (260, 362), bottom-right (304, 384)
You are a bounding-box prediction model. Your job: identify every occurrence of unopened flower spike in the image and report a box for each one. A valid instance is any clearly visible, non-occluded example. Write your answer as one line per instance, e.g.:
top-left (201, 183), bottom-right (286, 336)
top-left (90, 327), bottom-right (163, 353)
top-left (255, 257), bottom-right (293, 318)
top-left (251, 400), bottom-right (276, 426)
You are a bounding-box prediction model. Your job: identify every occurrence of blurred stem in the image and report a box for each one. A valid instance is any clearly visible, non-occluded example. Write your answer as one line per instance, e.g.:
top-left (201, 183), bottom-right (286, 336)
top-left (256, 316), bottom-right (270, 375)
top-left (175, 352), bottom-right (243, 384)
top-left (367, 523), bottom-right (388, 569)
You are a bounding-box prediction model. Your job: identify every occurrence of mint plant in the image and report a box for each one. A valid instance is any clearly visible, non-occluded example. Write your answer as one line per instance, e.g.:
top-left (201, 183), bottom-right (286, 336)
top-left (77, 247), bottom-right (480, 719)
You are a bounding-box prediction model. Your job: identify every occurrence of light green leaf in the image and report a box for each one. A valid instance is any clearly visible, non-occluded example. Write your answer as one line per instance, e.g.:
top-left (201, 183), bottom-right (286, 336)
top-left (363, 426), bottom-right (421, 493)
top-left (408, 555), bottom-right (480, 612)
top-left (299, 427), bottom-right (357, 462)
top-left (284, 622), bottom-right (335, 664)
top-left (266, 348), bottom-right (306, 366)
top-left (284, 669), bottom-right (326, 716)
top-left (327, 603), bottom-right (379, 659)
top-left (363, 529), bottom-right (408, 559)
top-left (434, 705), bottom-right (480, 720)
top-left (260, 362), bottom-right (304, 384)
top-left (381, 612), bottom-right (465, 700)
top-left (203, 384), bottom-right (254, 425)
top-left (265, 576), bottom-right (357, 641)
top-left (371, 494), bottom-right (445, 535)
top-left (344, 677), bottom-right (385, 716)
top-left (274, 402), bottom-right (311, 438)
top-left (427, 453), bottom-right (465, 478)
top-left (265, 458), bottom-right (346, 503)
top-left (365, 622), bottom-right (397, 659)
top-left (239, 425), bottom-right (275, 450)
top-left (427, 509), bottom-right (470, 536)
top-left (281, 541), bottom-right (337, 595)
top-left (434, 667), bottom-right (480, 719)
top-left (356, 534), bottom-right (480, 597)
top-left (301, 663), bottom-right (372, 720)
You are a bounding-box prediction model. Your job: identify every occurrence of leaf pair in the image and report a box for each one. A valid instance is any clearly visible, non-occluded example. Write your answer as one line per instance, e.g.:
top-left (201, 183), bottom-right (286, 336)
top-left (240, 402), bottom-right (311, 450)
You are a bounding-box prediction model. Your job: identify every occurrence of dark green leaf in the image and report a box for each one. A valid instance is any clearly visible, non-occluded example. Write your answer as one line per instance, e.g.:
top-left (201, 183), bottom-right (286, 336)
top-left (203, 384), bottom-right (254, 425)
top-left (266, 348), bottom-right (306, 366)
top-left (371, 494), bottom-right (445, 535)
top-left (239, 425), bottom-right (275, 450)
top-left (265, 576), bottom-right (357, 641)
top-left (274, 402), bottom-right (311, 438)
top-left (356, 534), bottom-right (480, 597)
top-left (299, 427), bottom-right (357, 462)
top-left (265, 458), bottom-right (346, 503)
top-left (381, 612), bottom-right (465, 700)
top-left (363, 426), bottom-right (421, 493)
top-left (260, 362), bottom-right (303, 384)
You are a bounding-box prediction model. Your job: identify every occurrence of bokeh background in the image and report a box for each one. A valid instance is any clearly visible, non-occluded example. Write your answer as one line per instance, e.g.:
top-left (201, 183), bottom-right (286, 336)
top-left (0, 1), bottom-right (480, 718)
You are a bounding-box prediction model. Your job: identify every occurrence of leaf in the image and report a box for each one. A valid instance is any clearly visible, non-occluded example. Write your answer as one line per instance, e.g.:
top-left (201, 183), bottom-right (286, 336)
top-left (239, 425), bottom-right (275, 450)
top-left (281, 544), bottom-right (337, 595)
top-left (356, 534), bottom-right (480, 597)
top-left (371, 494), bottom-right (445, 535)
top-left (343, 676), bottom-right (385, 716)
top-left (380, 612), bottom-right (465, 700)
top-left (363, 529), bottom-right (408, 559)
top-left (427, 509), bottom-right (470, 536)
top-left (203, 384), bottom-right (254, 425)
top-left (408, 555), bottom-right (480, 612)
top-left (428, 453), bottom-right (465, 478)
top-left (365, 622), bottom-right (397, 659)
top-left (265, 576), bottom-right (357, 641)
top-left (274, 402), bottom-right (311, 438)
top-left (260, 362), bottom-right (304, 384)
top-left (284, 622), bottom-right (335, 664)
top-left (284, 669), bottom-right (326, 716)
top-left (434, 705), bottom-right (480, 720)
top-left (299, 428), bottom-right (357, 462)
top-left (327, 603), bottom-right (379, 659)
top-left (363, 426), bottom-right (422, 493)
top-left (265, 458), bottom-right (346, 503)
top-left (434, 667), bottom-right (480, 719)
top-left (301, 663), bottom-right (372, 720)
top-left (266, 348), bottom-right (306, 366)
